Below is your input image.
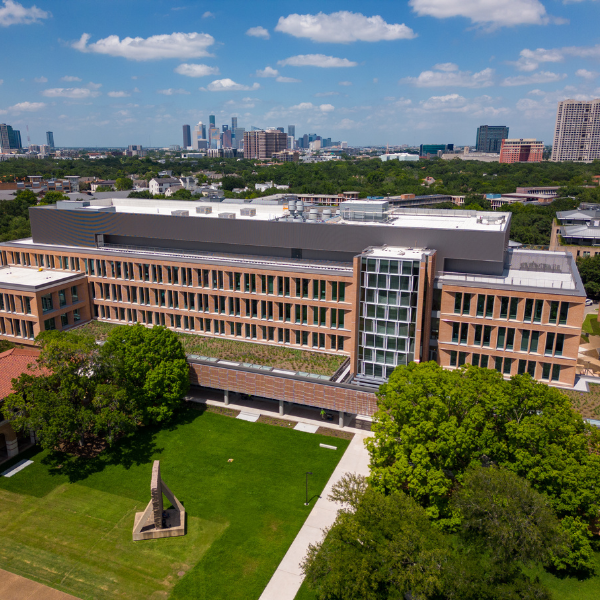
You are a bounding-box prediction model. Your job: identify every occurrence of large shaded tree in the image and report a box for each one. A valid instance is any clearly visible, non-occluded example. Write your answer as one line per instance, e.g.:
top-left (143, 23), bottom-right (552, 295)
top-left (366, 362), bottom-right (600, 572)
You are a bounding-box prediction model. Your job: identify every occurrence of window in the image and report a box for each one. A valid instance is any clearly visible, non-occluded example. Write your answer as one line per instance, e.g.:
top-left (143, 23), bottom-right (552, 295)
top-left (559, 303), bottom-right (569, 325)
top-left (71, 286), bottom-right (79, 302)
top-left (506, 328), bottom-right (515, 351)
top-left (485, 296), bottom-right (494, 318)
top-left (483, 325), bottom-right (491, 347)
top-left (524, 299), bottom-right (533, 322)
top-left (555, 334), bottom-right (564, 357)
top-left (474, 324), bottom-right (482, 345)
top-left (545, 332), bottom-right (555, 356)
top-left (520, 330), bottom-right (530, 352)
top-left (477, 294), bottom-right (485, 317)
top-left (548, 301), bottom-right (559, 324)
top-left (44, 317), bottom-right (56, 331)
top-left (472, 353), bottom-right (480, 367)
top-left (500, 297), bottom-right (509, 319)
top-left (460, 322), bottom-right (468, 345)
top-left (530, 331), bottom-right (540, 353)
top-left (458, 352), bottom-right (467, 366)
top-left (551, 364), bottom-right (561, 382)
top-left (480, 355), bottom-right (489, 368)
top-left (463, 294), bottom-right (472, 315)
top-left (495, 356), bottom-right (503, 372)
top-left (527, 361), bottom-right (536, 377)
top-left (24, 297), bottom-right (31, 314)
top-left (452, 322), bottom-right (459, 343)
top-left (533, 300), bottom-right (543, 323)
top-left (503, 358), bottom-right (512, 375)
top-left (41, 294), bottom-right (53, 313)
top-left (541, 363), bottom-right (551, 380)
top-left (449, 350), bottom-right (457, 367)
top-left (497, 327), bottom-right (506, 349)
top-left (61, 313), bottom-right (69, 327)
top-left (454, 292), bottom-right (463, 314)
top-left (59, 290), bottom-right (67, 307)
top-left (73, 309), bottom-right (81, 322)
top-left (509, 297), bottom-right (519, 320)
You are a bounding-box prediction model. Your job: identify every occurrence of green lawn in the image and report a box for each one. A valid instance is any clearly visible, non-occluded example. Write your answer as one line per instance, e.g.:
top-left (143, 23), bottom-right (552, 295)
top-left (582, 313), bottom-right (600, 336)
top-left (72, 320), bottom-right (346, 376)
top-left (0, 406), bottom-right (349, 600)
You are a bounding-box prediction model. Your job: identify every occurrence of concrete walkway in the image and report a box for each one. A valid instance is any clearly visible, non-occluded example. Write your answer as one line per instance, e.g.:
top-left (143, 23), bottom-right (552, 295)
top-left (0, 569), bottom-right (80, 600)
top-left (259, 431), bottom-right (372, 600)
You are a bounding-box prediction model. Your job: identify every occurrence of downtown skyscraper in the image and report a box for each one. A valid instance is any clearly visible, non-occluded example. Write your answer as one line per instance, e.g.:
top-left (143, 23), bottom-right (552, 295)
top-left (551, 99), bottom-right (600, 163)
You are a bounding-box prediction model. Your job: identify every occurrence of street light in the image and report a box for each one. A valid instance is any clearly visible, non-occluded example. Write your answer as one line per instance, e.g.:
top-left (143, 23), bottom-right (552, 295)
top-left (305, 472), bottom-right (313, 506)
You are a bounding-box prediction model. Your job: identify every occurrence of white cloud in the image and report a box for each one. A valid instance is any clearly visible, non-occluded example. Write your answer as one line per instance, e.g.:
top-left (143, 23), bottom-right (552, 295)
top-left (42, 87), bottom-right (101, 99)
top-left (275, 11), bottom-right (416, 42)
top-left (433, 62), bottom-right (458, 72)
top-left (72, 31), bottom-right (215, 61)
top-left (409, 0), bottom-right (560, 28)
top-left (256, 66), bottom-right (279, 78)
top-left (516, 86), bottom-right (596, 118)
top-left (421, 94), bottom-right (468, 110)
top-left (314, 91), bottom-right (339, 97)
top-left (0, 79), bottom-right (3, 85)
top-left (202, 11), bottom-right (214, 18)
top-left (289, 102), bottom-right (335, 112)
top-left (205, 79), bottom-right (260, 92)
top-left (501, 71), bottom-right (566, 86)
top-left (175, 63), bottom-right (219, 77)
top-left (277, 54), bottom-right (357, 68)
top-left (509, 44), bottom-right (600, 71)
top-left (61, 75), bottom-right (81, 82)
top-left (339, 81), bottom-right (352, 86)
top-left (0, 0), bottom-right (49, 26)
top-left (401, 67), bottom-right (494, 88)
top-left (576, 69), bottom-right (598, 80)
top-left (276, 76), bottom-right (301, 83)
top-left (33, 76), bottom-right (47, 83)
top-left (107, 90), bottom-right (130, 97)
top-left (157, 88), bottom-right (190, 95)
top-left (414, 93), bottom-right (508, 116)
top-left (246, 26), bottom-right (269, 39)
top-left (8, 101), bottom-right (45, 112)
top-left (319, 103), bottom-right (335, 112)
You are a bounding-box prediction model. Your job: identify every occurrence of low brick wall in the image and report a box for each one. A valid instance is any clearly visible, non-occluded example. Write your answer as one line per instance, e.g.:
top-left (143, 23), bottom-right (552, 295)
top-left (188, 362), bottom-right (378, 416)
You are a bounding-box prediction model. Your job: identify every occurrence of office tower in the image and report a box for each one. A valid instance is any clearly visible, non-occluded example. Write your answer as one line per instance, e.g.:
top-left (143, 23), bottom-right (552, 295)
top-left (222, 125), bottom-right (229, 132)
top-left (182, 125), bottom-right (191, 148)
top-left (209, 127), bottom-right (220, 149)
top-left (209, 115), bottom-right (215, 128)
top-left (499, 139), bottom-right (544, 163)
top-left (419, 144), bottom-right (453, 157)
top-left (222, 129), bottom-right (232, 148)
top-left (302, 134), bottom-right (309, 148)
top-left (276, 127), bottom-right (284, 133)
top-left (288, 125), bottom-right (295, 139)
top-left (287, 135), bottom-right (294, 150)
top-left (551, 99), bottom-right (600, 162)
top-left (0, 124), bottom-right (22, 152)
top-left (233, 127), bottom-right (245, 149)
top-left (232, 117), bottom-right (238, 131)
top-left (243, 129), bottom-right (288, 159)
top-left (475, 125), bottom-right (508, 153)
top-left (46, 131), bottom-right (55, 149)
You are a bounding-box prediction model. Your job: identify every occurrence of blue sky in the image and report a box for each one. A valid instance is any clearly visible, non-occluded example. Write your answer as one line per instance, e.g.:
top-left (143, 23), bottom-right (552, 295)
top-left (1, 0), bottom-right (599, 147)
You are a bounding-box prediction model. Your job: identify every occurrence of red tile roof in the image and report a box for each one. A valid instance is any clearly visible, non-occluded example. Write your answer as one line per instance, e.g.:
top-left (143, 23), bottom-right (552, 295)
top-left (0, 348), bottom-right (42, 400)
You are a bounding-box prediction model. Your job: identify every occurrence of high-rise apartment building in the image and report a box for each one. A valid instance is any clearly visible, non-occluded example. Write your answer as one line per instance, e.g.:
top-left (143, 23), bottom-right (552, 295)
top-left (0, 200), bottom-right (584, 418)
top-left (499, 139), bottom-right (544, 163)
top-left (182, 125), bottom-right (191, 148)
top-left (244, 129), bottom-right (288, 159)
top-left (551, 99), bottom-right (600, 163)
top-left (288, 125), bottom-right (295, 139)
top-left (476, 125), bottom-right (508, 153)
top-left (0, 124), bottom-right (22, 152)
top-left (46, 131), bottom-right (55, 149)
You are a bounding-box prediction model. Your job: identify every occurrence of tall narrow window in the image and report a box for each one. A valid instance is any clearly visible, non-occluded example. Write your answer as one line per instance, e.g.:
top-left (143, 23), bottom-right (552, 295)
top-left (509, 297), bottom-right (519, 320)
top-left (559, 302), bottom-right (569, 326)
top-left (520, 330), bottom-right (530, 352)
top-left (548, 301), bottom-right (559, 324)
top-left (485, 296), bottom-right (494, 318)
top-left (500, 297), bottom-right (509, 319)
top-left (524, 299), bottom-right (533, 323)
top-left (452, 322), bottom-right (460, 343)
top-left (454, 293), bottom-right (463, 314)
top-left (477, 294), bottom-right (485, 317)
top-left (497, 327), bottom-right (506, 349)
top-left (545, 332), bottom-right (555, 356)
top-left (462, 293), bottom-right (472, 315)
top-left (533, 300), bottom-right (543, 323)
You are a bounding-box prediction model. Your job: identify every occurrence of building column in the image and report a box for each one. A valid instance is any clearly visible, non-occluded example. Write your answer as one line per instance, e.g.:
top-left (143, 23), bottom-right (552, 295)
top-left (6, 435), bottom-right (18, 458)
top-left (339, 410), bottom-right (345, 429)
top-left (279, 400), bottom-right (285, 416)
top-left (224, 390), bottom-right (229, 406)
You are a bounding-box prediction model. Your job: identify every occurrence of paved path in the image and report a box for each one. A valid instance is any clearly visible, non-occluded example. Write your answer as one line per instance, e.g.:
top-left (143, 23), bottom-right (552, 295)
top-left (0, 569), bottom-right (80, 600)
top-left (259, 431), bottom-right (372, 600)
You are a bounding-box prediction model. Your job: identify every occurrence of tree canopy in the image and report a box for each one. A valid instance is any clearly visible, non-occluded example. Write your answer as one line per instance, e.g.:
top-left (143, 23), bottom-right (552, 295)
top-left (366, 362), bottom-right (600, 572)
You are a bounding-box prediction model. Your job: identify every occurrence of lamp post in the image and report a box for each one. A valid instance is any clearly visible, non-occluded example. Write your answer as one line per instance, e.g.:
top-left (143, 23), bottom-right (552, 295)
top-left (305, 472), bottom-right (313, 506)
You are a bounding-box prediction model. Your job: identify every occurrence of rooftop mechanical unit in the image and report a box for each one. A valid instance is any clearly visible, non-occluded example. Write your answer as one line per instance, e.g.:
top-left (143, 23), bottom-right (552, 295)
top-left (218, 212), bottom-right (236, 219)
top-left (195, 206), bottom-right (213, 214)
top-left (171, 210), bottom-right (189, 217)
top-left (240, 208), bottom-right (256, 217)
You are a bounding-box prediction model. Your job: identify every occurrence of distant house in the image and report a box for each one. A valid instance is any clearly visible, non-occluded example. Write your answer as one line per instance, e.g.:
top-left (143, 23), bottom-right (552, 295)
top-left (149, 177), bottom-right (180, 196)
top-left (165, 185), bottom-right (184, 197)
top-left (255, 181), bottom-right (290, 192)
top-left (90, 180), bottom-right (116, 192)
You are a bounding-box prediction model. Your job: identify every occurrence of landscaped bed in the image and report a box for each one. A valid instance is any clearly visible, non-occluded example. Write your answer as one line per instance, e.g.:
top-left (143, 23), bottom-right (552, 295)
top-left (564, 384), bottom-right (600, 420)
top-left (72, 320), bottom-right (345, 376)
top-left (0, 406), bottom-right (349, 600)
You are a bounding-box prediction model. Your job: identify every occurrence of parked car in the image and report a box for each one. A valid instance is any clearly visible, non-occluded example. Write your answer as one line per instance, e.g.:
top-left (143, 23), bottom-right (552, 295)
top-left (586, 298), bottom-right (594, 306)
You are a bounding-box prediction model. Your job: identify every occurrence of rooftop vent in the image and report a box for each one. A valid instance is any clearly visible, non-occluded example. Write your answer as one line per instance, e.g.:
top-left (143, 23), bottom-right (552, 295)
top-left (171, 210), bottom-right (189, 217)
top-left (240, 207), bottom-right (256, 217)
top-left (195, 206), bottom-right (212, 214)
top-left (218, 212), bottom-right (236, 219)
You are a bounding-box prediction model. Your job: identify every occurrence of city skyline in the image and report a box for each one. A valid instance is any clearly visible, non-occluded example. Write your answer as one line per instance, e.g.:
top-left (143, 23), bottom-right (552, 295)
top-left (1, 0), bottom-right (599, 147)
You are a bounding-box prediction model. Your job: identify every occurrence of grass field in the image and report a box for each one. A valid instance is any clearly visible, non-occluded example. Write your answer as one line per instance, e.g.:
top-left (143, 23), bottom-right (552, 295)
top-left (582, 314), bottom-right (600, 336)
top-left (72, 320), bottom-right (346, 376)
top-left (0, 406), bottom-right (349, 600)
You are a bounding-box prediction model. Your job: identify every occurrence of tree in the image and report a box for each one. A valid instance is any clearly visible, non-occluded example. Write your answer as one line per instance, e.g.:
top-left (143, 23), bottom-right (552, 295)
top-left (39, 191), bottom-right (69, 205)
top-left (576, 254), bottom-right (600, 298)
top-left (366, 362), bottom-right (600, 572)
top-left (100, 324), bottom-right (189, 424)
top-left (115, 177), bottom-right (133, 191)
top-left (170, 187), bottom-right (193, 199)
top-left (94, 185), bottom-right (113, 192)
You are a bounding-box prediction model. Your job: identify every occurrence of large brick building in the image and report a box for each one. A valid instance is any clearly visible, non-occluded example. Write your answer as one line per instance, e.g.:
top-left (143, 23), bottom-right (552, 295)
top-left (0, 198), bottom-right (585, 419)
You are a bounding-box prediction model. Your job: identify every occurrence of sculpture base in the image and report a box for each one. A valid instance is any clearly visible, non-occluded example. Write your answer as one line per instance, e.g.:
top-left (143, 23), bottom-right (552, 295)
top-left (132, 507), bottom-right (186, 541)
